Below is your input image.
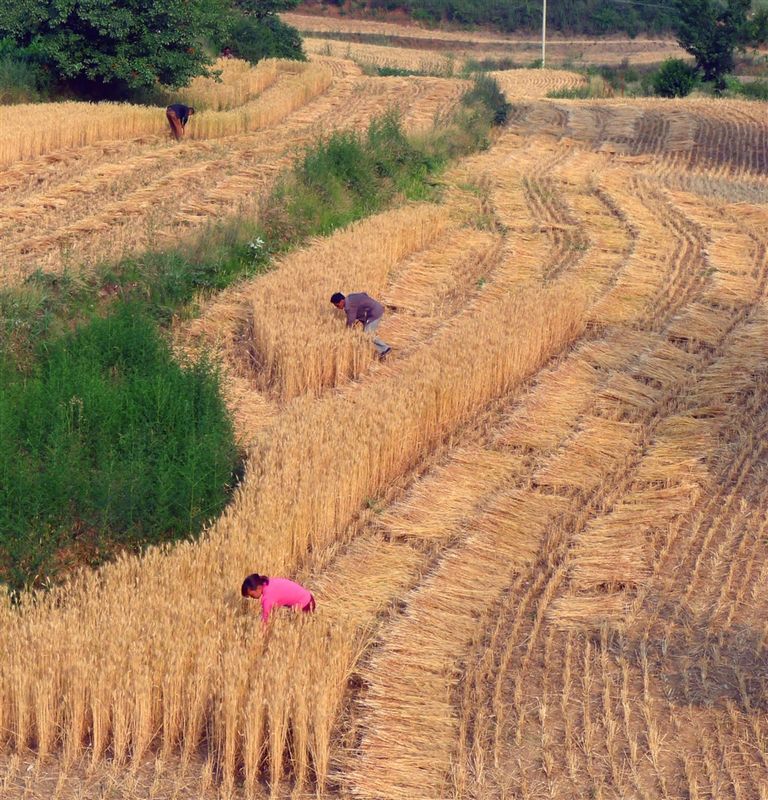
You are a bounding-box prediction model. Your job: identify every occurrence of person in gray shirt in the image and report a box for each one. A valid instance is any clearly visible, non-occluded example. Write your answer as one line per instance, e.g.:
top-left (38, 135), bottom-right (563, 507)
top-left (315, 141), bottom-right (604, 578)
top-left (331, 292), bottom-right (392, 359)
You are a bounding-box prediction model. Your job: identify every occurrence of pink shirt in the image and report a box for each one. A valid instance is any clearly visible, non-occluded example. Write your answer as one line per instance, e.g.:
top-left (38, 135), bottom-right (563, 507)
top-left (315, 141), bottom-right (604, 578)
top-left (261, 577), bottom-right (313, 622)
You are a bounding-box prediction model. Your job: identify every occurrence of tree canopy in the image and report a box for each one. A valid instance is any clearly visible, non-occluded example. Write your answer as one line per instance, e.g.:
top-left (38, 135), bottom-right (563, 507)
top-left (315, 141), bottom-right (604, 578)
top-left (233, 0), bottom-right (302, 20)
top-left (0, 0), bottom-right (230, 98)
top-left (673, 0), bottom-right (754, 88)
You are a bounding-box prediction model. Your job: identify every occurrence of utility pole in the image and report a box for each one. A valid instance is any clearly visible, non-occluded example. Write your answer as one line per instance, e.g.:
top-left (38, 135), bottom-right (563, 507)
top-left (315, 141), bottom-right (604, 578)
top-left (541, 0), bottom-right (547, 67)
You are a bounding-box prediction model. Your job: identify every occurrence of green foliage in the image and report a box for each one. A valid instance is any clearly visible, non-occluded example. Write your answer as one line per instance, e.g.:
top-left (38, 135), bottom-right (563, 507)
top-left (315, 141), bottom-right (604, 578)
top-left (461, 56), bottom-right (518, 74)
top-left (721, 73), bottom-right (768, 97)
top-left (674, 0), bottom-right (751, 89)
top-left (461, 73), bottom-right (511, 125)
top-left (234, 0), bottom-right (302, 20)
top-left (113, 221), bottom-right (273, 323)
top-left (0, 305), bottom-right (238, 592)
top-left (547, 84), bottom-right (594, 98)
top-left (262, 111), bottom-right (440, 242)
top-left (225, 13), bottom-right (305, 63)
top-left (0, 55), bottom-right (43, 102)
top-left (0, 0), bottom-right (231, 99)
top-left (0, 220), bottom-right (272, 368)
top-left (390, 0), bottom-right (674, 35)
top-left (740, 77), bottom-right (768, 98)
top-left (653, 58), bottom-right (698, 96)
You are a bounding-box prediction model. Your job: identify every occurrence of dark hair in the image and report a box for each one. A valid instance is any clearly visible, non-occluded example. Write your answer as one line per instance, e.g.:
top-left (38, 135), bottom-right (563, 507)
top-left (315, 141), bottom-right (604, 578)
top-left (188, 107), bottom-right (196, 115)
top-left (241, 573), bottom-right (269, 596)
top-left (330, 292), bottom-right (345, 305)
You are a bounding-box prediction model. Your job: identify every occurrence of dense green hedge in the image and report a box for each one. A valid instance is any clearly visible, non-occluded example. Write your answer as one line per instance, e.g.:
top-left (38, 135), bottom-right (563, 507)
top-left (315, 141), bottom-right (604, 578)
top-left (225, 13), bottom-right (306, 62)
top-left (0, 305), bottom-right (238, 592)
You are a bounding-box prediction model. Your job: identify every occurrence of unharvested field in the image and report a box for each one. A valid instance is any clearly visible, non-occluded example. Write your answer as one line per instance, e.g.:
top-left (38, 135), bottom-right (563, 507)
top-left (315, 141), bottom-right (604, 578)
top-left (285, 11), bottom-right (686, 67)
top-left (1, 53), bottom-right (768, 800)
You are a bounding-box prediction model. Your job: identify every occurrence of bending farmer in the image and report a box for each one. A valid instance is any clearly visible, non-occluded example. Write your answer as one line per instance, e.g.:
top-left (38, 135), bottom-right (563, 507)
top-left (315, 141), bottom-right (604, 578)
top-left (241, 573), bottom-right (316, 623)
top-left (166, 103), bottom-right (195, 141)
top-left (331, 292), bottom-right (391, 359)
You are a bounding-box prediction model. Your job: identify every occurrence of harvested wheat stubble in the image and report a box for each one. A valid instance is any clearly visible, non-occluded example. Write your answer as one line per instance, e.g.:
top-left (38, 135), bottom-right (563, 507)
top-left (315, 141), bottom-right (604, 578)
top-left (0, 252), bottom-right (586, 796)
top-left (534, 415), bottom-right (641, 491)
top-left (490, 68), bottom-right (586, 99)
top-left (1, 60), bottom-right (479, 286)
top-left (350, 488), bottom-right (570, 800)
top-left (4, 72), bottom-right (768, 800)
top-left (304, 36), bottom-right (462, 72)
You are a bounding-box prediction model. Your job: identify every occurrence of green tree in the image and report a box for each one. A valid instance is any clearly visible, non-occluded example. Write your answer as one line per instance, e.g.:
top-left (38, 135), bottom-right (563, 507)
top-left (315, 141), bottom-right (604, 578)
top-left (233, 0), bottom-right (302, 21)
top-left (653, 57), bottom-right (698, 96)
top-left (225, 14), bottom-right (305, 63)
top-left (674, 0), bottom-right (750, 89)
top-left (0, 0), bottom-right (230, 99)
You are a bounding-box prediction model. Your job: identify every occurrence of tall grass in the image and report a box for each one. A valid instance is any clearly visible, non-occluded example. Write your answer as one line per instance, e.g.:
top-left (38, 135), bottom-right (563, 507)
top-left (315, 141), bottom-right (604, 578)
top-left (262, 111), bottom-right (441, 245)
top-left (0, 304), bottom-right (238, 591)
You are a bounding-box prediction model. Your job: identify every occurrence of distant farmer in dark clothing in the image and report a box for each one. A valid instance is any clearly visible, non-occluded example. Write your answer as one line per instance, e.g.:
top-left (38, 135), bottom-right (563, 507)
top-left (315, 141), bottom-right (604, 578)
top-left (331, 291), bottom-right (391, 359)
top-left (166, 103), bottom-right (195, 141)
top-left (241, 573), bottom-right (316, 623)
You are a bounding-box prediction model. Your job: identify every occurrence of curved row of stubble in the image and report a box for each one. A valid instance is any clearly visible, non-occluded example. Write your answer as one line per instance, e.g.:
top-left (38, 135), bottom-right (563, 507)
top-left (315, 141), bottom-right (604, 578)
top-left (345, 103), bottom-right (768, 800)
top-left (0, 184), bottom-right (588, 798)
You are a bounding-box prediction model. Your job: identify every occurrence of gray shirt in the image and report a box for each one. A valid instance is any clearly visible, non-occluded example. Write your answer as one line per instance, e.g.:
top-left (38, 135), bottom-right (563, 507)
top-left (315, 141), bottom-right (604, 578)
top-left (344, 292), bottom-right (384, 327)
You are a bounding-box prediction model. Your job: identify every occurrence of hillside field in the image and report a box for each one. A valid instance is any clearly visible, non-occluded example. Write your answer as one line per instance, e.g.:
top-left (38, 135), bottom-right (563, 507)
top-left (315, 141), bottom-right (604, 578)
top-left (1, 35), bottom-right (768, 800)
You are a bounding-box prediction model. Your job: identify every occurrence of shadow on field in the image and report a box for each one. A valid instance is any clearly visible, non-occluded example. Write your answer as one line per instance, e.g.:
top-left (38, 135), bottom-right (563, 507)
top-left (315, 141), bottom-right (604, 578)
top-left (623, 595), bottom-right (768, 713)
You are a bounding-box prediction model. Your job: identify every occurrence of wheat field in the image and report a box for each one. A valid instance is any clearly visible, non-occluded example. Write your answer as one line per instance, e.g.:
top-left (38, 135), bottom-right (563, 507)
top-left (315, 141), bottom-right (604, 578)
top-left (285, 11), bottom-right (686, 68)
top-left (1, 32), bottom-right (768, 800)
top-left (0, 55), bottom-right (475, 285)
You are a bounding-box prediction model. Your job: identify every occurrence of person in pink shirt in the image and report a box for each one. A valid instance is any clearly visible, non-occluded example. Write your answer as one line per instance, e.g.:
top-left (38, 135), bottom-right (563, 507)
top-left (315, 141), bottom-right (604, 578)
top-left (241, 573), bottom-right (316, 623)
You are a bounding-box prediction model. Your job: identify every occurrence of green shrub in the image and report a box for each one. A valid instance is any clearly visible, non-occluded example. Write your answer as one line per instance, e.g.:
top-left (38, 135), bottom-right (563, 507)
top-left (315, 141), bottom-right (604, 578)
top-left (226, 14), bottom-right (305, 63)
top-left (0, 0), bottom-right (230, 99)
top-left (0, 47), bottom-right (47, 103)
top-left (262, 111), bottom-right (439, 243)
top-left (653, 58), bottom-right (698, 97)
top-left (461, 56), bottom-right (517, 74)
top-left (740, 78), bottom-right (768, 99)
top-left (461, 73), bottom-right (512, 125)
top-left (0, 305), bottom-right (238, 591)
top-left (547, 85), bottom-right (593, 99)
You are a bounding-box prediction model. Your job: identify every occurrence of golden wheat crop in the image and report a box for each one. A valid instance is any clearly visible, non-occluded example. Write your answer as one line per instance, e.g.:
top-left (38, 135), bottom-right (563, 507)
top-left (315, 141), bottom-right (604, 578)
top-left (0, 59), bottom-right (328, 170)
top-left (1, 59), bottom-right (476, 285)
top-left (2, 68), bottom-right (768, 800)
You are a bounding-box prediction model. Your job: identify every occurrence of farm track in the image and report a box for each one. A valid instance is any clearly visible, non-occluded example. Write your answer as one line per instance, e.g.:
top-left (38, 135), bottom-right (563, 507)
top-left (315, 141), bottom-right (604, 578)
top-left (1, 70), bottom-right (768, 800)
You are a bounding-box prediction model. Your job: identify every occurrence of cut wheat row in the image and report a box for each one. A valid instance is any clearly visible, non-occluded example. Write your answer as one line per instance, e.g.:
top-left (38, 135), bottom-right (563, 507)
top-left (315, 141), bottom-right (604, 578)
top-left (0, 200), bottom-right (586, 798)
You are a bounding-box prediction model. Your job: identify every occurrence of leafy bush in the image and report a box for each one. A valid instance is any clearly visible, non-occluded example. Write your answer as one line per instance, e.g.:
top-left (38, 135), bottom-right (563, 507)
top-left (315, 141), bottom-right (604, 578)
top-left (0, 0), bottom-right (231, 99)
top-left (398, 0), bottom-right (673, 34)
top-left (263, 111), bottom-right (439, 242)
top-left (653, 58), bottom-right (698, 97)
top-left (461, 56), bottom-right (518, 74)
top-left (740, 78), bottom-right (768, 100)
top-left (673, 0), bottom-right (750, 90)
top-left (226, 14), bottom-right (305, 63)
top-left (0, 54), bottom-right (44, 103)
top-left (461, 73), bottom-right (511, 125)
top-left (0, 305), bottom-right (238, 591)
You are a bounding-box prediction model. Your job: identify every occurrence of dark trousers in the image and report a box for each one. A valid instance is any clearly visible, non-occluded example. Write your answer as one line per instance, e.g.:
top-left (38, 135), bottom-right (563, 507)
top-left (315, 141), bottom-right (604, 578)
top-left (166, 108), bottom-right (184, 141)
